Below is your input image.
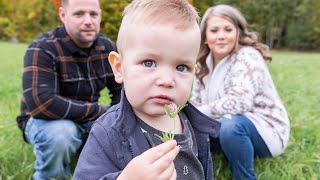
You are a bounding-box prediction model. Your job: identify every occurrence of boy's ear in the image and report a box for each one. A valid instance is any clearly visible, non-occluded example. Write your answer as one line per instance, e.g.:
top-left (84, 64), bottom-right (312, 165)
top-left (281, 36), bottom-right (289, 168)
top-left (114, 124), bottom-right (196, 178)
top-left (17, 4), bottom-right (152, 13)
top-left (109, 51), bottom-right (124, 83)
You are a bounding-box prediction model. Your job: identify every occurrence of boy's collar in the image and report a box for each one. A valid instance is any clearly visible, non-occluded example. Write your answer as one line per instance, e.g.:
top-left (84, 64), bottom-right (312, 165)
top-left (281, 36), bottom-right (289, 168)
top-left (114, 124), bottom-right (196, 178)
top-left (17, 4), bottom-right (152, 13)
top-left (183, 102), bottom-right (220, 137)
top-left (111, 88), bottom-right (138, 139)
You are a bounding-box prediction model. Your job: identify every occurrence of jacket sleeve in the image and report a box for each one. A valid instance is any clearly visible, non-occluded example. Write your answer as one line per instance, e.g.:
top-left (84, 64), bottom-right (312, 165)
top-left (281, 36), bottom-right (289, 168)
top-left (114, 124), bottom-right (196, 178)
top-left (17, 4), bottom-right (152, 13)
top-left (73, 122), bottom-right (122, 180)
top-left (23, 42), bottom-right (106, 122)
top-left (199, 48), bottom-right (266, 119)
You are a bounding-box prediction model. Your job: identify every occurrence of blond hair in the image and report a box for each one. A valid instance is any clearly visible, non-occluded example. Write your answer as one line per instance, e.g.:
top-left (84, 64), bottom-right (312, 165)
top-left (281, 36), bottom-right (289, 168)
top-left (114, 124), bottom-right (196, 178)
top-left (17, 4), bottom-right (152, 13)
top-left (117, 0), bottom-right (199, 53)
top-left (197, 4), bottom-right (272, 86)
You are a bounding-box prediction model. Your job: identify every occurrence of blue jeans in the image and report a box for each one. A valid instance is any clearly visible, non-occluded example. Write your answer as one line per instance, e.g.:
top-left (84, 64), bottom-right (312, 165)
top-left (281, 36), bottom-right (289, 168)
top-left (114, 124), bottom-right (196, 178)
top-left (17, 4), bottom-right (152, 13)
top-left (24, 117), bottom-right (94, 180)
top-left (211, 115), bottom-right (271, 180)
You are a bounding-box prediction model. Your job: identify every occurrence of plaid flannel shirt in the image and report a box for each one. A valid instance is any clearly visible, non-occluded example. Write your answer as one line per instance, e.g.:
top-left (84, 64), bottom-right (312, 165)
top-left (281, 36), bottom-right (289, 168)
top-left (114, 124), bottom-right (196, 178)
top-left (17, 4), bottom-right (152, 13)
top-left (16, 26), bottom-right (122, 135)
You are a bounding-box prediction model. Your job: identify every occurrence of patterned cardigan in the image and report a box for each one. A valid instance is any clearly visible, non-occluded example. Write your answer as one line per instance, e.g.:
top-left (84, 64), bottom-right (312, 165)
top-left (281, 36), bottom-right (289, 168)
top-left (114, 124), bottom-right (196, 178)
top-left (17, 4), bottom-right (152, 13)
top-left (191, 47), bottom-right (290, 156)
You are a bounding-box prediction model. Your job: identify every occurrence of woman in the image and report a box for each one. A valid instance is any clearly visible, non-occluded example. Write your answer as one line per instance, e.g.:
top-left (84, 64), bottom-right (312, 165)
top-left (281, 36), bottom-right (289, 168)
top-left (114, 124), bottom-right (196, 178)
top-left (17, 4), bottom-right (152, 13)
top-left (191, 4), bottom-right (290, 180)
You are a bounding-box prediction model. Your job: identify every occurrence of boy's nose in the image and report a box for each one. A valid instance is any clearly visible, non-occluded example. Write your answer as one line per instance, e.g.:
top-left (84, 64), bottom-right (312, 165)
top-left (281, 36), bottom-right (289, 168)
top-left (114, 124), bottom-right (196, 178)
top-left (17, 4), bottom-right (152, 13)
top-left (155, 70), bottom-right (175, 88)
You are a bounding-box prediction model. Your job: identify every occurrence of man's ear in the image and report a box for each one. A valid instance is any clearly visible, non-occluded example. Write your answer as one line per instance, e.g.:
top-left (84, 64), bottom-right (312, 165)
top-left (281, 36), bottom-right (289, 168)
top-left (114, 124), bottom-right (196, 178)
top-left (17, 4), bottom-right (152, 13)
top-left (109, 51), bottom-right (124, 83)
top-left (58, 7), bottom-right (66, 23)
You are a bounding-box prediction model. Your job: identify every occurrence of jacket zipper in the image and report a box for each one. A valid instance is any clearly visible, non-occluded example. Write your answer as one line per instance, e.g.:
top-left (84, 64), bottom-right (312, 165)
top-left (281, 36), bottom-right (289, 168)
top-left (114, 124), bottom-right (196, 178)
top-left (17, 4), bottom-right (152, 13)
top-left (129, 141), bottom-right (135, 158)
top-left (206, 137), bottom-right (210, 180)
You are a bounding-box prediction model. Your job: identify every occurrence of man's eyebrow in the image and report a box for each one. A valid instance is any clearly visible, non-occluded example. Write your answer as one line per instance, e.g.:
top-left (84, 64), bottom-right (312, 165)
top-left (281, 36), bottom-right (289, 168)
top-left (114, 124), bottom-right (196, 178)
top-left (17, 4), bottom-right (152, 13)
top-left (72, 10), bottom-right (84, 14)
top-left (72, 9), bottom-right (99, 13)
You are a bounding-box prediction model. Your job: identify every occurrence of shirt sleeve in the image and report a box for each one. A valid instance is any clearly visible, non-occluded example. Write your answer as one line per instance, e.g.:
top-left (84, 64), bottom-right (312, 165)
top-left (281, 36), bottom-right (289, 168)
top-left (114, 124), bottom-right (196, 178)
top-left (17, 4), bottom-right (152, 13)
top-left (23, 42), bottom-right (106, 122)
top-left (204, 48), bottom-right (266, 119)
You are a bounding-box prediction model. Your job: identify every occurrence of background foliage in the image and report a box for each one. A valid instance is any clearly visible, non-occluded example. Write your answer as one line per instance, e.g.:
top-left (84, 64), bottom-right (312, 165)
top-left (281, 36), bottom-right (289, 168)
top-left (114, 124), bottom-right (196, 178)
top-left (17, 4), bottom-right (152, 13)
top-left (193, 0), bottom-right (320, 50)
top-left (0, 0), bottom-right (319, 50)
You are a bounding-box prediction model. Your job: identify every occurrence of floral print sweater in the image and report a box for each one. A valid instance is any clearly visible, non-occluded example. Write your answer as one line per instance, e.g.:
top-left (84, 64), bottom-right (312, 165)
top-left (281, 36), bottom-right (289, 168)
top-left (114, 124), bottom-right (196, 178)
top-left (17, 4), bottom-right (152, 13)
top-left (191, 47), bottom-right (290, 156)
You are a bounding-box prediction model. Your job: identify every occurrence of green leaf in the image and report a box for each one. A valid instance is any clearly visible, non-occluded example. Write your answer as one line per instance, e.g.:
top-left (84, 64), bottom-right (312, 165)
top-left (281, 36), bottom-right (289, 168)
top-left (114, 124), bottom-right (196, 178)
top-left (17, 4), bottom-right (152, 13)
top-left (155, 132), bottom-right (171, 142)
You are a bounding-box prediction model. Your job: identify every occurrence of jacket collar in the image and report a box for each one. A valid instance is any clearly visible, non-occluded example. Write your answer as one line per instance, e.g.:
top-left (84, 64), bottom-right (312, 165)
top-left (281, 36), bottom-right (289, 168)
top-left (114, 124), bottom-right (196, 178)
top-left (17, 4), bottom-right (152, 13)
top-left (184, 102), bottom-right (220, 137)
top-left (111, 89), bottom-right (150, 153)
top-left (111, 89), bottom-right (138, 140)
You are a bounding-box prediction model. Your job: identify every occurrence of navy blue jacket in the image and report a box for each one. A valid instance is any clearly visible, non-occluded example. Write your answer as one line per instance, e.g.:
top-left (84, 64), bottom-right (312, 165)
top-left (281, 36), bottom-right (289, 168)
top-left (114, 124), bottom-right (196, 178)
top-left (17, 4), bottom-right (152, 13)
top-left (74, 90), bottom-right (220, 180)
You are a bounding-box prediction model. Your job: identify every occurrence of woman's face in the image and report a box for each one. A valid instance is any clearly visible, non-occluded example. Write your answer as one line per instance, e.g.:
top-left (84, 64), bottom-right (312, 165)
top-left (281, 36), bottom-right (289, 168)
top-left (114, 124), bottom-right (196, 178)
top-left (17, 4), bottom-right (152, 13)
top-left (205, 16), bottom-right (238, 62)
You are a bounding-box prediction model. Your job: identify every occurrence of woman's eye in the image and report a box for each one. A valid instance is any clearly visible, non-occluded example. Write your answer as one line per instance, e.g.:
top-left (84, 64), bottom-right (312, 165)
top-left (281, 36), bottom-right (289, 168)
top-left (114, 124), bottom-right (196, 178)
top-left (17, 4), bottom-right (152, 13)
top-left (143, 60), bottom-right (156, 67)
top-left (226, 28), bottom-right (233, 32)
top-left (176, 65), bottom-right (188, 72)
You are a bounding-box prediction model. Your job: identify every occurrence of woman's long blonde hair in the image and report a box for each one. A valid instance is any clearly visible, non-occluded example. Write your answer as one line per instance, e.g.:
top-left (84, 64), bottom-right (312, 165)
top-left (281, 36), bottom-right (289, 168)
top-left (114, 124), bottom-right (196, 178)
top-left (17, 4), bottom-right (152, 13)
top-left (197, 4), bottom-right (271, 87)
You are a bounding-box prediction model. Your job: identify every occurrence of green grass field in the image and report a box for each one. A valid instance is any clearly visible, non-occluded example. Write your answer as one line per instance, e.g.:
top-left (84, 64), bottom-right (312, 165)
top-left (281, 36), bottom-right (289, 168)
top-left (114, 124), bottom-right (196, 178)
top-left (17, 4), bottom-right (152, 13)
top-left (0, 41), bottom-right (319, 179)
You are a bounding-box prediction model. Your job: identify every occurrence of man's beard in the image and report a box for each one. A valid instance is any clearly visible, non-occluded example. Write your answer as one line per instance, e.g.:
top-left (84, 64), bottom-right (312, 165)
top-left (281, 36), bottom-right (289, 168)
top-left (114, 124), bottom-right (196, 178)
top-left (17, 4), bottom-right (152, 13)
top-left (77, 31), bottom-right (98, 44)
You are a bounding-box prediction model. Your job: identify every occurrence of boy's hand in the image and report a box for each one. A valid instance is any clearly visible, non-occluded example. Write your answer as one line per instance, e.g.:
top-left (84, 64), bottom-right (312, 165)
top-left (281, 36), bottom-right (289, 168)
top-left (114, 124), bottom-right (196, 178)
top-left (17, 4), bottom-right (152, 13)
top-left (117, 140), bottom-right (180, 180)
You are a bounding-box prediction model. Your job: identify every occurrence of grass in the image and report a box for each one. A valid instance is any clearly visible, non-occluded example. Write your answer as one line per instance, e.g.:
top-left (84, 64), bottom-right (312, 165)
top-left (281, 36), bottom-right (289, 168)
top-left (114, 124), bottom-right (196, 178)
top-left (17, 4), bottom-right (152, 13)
top-left (0, 41), bottom-right (319, 179)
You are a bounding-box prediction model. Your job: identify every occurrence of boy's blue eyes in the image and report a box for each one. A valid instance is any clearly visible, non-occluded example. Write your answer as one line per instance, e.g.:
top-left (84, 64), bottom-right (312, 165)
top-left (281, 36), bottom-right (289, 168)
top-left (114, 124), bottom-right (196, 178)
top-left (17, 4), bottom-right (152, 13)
top-left (142, 60), bottom-right (188, 72)
top-left (176, 65), bottom-right (187, 72)
top-left (143, 60), bottom-right (156, 67)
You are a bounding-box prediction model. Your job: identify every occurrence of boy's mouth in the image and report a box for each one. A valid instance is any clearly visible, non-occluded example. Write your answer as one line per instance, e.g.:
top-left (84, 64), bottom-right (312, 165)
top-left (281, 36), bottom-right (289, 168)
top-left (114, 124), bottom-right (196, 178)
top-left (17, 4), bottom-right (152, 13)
top-left (152, 95), bottom-right (173, 104)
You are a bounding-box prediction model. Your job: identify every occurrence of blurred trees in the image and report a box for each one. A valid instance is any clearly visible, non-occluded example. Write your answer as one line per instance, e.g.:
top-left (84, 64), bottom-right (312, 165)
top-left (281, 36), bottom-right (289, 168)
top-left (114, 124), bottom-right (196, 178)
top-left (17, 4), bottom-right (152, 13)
top-left (194, 0), bottom-right (320, 50)
top-left (0, 0), bottom-right (60, 42)
top-left (100, 0), bottom-right (130, 41)
top-left (0, 0), bottom-right (319, 50)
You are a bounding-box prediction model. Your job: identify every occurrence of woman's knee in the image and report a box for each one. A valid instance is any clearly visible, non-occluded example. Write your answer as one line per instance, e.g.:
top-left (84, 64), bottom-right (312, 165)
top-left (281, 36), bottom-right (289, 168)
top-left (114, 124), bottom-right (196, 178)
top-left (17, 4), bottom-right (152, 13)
top-left (219, 115), bottom-right (248, 141)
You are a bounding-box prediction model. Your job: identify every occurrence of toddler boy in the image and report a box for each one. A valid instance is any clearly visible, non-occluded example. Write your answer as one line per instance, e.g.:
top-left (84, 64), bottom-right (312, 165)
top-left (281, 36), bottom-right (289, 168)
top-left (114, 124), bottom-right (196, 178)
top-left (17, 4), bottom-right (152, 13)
top-left (74, 0), bottom-right (220, 179)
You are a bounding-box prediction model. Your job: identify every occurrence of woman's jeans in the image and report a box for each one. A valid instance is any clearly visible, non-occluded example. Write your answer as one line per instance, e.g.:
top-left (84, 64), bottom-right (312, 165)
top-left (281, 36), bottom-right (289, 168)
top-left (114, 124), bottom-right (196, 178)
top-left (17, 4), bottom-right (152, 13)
top-left (24, 117), bottom-right (94, 180)
top-left (212, 114), bottom-right (271, 180)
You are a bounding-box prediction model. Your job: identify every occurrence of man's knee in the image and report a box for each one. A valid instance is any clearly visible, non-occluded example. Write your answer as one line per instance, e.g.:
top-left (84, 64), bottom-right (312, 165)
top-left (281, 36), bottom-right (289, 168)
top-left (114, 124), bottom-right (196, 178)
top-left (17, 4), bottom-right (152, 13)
top-left (49, 121), bottom-right (81, 151)
top-left (34, 120), bottom-right (82, 153)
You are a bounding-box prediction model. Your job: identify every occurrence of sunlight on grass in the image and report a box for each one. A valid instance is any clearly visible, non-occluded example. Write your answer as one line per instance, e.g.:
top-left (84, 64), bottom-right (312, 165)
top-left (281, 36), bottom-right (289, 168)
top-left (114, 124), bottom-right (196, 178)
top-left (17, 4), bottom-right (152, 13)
top-left (0, 41), bottom-right (319, 179)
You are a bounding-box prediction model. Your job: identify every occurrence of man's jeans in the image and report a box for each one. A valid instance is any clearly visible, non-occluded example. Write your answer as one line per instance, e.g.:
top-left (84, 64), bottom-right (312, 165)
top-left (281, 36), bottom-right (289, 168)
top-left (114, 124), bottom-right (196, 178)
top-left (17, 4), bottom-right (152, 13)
top-left (24, 117), bottom-right (94, 180)
top-left (211, 114), bottom-right (271, 180)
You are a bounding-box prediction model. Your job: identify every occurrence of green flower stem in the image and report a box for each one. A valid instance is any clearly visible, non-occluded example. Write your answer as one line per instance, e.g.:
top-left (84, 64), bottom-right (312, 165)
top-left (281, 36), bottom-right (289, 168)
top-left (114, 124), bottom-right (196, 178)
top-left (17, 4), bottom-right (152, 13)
top-left (172, 116), bottom-right (176, 140)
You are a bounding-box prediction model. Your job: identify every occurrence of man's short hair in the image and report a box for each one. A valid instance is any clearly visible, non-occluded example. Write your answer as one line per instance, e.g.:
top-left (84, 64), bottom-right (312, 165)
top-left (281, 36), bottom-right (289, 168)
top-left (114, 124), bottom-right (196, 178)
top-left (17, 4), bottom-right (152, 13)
top-left (61, 0), bottom-right (68, 7)
top-left (61, 0), bottom-right (100, 7)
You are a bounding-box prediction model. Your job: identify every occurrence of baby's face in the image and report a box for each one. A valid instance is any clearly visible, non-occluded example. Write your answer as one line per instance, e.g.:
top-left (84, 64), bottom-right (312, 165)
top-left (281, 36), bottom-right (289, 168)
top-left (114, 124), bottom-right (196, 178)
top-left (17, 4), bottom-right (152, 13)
top-left (118, 23), bottom-right (200, 120)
